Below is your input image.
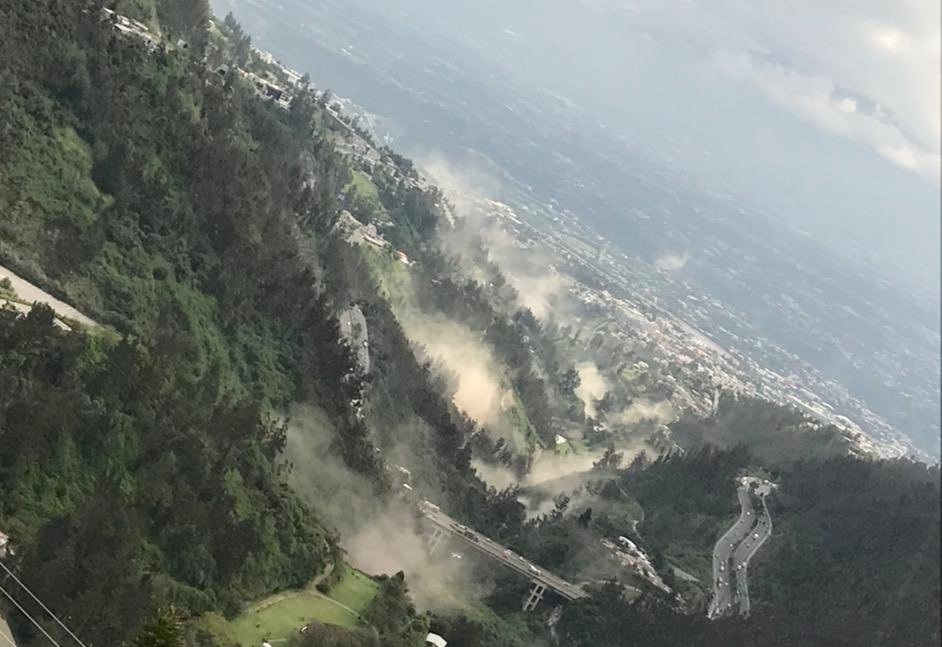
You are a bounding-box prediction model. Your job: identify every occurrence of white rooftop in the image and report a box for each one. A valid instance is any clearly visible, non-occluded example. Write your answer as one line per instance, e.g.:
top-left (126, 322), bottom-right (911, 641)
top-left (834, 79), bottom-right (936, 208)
top-left (425, 633), bottom-right (448, 647)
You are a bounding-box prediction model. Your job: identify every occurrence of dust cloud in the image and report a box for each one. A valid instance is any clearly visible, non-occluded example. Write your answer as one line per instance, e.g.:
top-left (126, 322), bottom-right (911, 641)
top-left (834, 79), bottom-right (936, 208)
top-left (285, 405), bottom-right (494, 612)
top-left (283, 404), bottom-right (385, 530)
top-left (654, 251), bottom-right (689, 273)
top-left (420, 153), bottom-right (576, 321)
top-left (397, 311), bottom-right (507, 430)
top-left (473, 437), bottom-right (653, 512)
top-left (343, 506), bottom-right (495, 611)
top-left (575, 362), bottom-right (608, 418)
top-left (607, 399), bottom-right (675, 426)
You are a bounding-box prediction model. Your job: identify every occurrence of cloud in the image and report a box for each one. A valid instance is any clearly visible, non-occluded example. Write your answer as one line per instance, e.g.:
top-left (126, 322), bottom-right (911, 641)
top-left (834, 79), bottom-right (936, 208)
top-left (581, 0), bottom-right (941, 184)
top-left (710, 48), bottom-right (941, 183)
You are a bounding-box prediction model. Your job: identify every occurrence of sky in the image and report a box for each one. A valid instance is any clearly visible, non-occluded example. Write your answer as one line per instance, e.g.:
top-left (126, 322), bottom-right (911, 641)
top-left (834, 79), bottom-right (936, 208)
top-left (597, 0), bottom-right (940, 183)
top-left (382, 0), bottom-right (941, 297)
top-left (218, 0), bottom-right (941, 295)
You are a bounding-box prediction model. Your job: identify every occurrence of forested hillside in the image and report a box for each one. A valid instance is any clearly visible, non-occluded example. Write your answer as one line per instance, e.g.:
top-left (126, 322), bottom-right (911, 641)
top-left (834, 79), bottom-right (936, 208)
top-left (0, 2), bottom-right (938, 647)
top-left (0, 1), bottom-right (530, 644)
top-left (557, 454), bottom-right (940, 647)
top-left (0, 0), bottom-right (359, 640)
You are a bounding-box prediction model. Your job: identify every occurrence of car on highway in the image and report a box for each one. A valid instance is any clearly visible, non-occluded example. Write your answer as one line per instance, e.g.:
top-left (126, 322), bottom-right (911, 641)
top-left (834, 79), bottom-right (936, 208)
top-left (502, 549), bottom-right (512, 560)
top-left (528, 564), bottom-right (542, 575)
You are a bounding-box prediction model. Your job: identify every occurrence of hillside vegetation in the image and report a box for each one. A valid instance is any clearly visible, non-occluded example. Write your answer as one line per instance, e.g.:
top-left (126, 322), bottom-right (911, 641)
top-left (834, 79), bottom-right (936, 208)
top-left (0, 2), bottom-right (938, 647)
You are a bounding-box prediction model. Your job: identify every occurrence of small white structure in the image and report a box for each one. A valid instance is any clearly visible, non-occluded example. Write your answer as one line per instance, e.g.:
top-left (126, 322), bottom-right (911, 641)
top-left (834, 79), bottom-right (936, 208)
top-left (425, 633), bottom-right (448, 647)
top-left (0, 531), bottom-right (11, 558)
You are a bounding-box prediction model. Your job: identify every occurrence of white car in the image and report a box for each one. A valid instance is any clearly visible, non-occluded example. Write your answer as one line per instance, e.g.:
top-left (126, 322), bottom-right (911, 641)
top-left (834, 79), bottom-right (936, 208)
top-left (528, 564), bottom-right (542, 575)
top-left (753, 533), bottom-right (759, 539)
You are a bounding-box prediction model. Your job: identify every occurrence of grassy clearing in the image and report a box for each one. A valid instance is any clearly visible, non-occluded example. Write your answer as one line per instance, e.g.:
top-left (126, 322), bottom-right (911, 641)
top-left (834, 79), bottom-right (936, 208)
top-left (225, 568), bottom-right (379, 647)
top-left (231, 591), bottom-right (360, 646)
top-left (362, 246), bottom-right (413, 305)
top-left (502, 390), bottom-right (536, 454)
top-left (327, 567), bottom-right (380, 614)
top-left (347, 170), bottom-right (381, 204)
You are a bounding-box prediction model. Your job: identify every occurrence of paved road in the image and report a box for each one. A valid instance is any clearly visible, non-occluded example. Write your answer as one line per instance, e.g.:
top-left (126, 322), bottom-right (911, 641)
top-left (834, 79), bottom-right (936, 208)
top-left (708, 487), bottom-right (755, 617)
top-left (0, 265), bottom-right (98, 329)
top-left (733, 496), bottom-right (773, 616)
top-left (418, 501), bottom-right (587, 601)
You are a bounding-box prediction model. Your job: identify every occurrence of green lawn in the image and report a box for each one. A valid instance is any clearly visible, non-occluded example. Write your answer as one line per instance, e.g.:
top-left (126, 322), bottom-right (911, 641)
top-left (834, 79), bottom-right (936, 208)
top-left (231, 592), bottom-right (360, 646)
top-left (227, 568), bottom-right (380, 647)
top-left (327, 567), bottom-right (380, 614)
top-left (347, 170), bottom-right (382, 204)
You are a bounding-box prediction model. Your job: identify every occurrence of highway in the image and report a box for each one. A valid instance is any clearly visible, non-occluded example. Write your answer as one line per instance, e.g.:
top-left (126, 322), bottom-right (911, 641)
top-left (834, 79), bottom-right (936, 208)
top-left (707, 487), bottom-right (755, 617)
top-left (708, 479), bottom-right (775, 618)
top-left (733, 496), bottom-right (772, 616)
top-left (417, 501), bottom-right (587, 602)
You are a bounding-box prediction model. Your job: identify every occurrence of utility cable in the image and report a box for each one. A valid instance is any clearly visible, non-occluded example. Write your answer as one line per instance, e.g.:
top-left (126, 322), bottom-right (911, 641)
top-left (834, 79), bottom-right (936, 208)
top-left (0, 583), bottom-right (65, 647)
top-left (0, 561), bottom-right (89, 647)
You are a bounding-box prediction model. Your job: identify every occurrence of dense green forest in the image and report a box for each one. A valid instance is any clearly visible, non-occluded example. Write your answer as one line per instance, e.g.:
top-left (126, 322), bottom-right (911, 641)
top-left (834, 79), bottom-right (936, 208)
top-left (557, 455), bottom-right (940, 647)
top-left (0, 1), bottom-right (535, 644)
top-left (0, 1), bottom-right (938, 647)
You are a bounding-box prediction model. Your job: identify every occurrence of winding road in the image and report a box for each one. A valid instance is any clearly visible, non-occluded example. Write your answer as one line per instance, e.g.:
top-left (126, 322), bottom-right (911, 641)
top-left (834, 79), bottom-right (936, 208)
top-left (733, 495), bottom-right (773, 615)
top-left (708, 479), bottom-right (774, 618)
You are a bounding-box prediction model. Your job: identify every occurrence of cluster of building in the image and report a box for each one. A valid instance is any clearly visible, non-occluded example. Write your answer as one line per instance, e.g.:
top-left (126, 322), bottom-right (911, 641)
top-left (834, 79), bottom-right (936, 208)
top-left (333, 211), bottom-right (414, 266)
top-left (101, 8), bottom-right (160, 50)
top-left (475, 195), bottom-right (912, 458)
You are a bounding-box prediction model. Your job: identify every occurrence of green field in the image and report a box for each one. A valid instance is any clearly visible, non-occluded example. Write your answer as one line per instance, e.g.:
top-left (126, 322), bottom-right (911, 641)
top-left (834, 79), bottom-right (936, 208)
top-left (346, 170), bottom-right (388, 220)
top-left (227, 568), bottom-right (380, 647)
top-left (326, 567), bottom-right (380, 614)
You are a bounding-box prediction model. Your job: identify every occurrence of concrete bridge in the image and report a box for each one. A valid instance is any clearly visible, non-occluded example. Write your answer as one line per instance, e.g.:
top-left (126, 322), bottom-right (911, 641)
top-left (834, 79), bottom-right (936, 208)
top-left (417, 500), bottom-right (588, 611)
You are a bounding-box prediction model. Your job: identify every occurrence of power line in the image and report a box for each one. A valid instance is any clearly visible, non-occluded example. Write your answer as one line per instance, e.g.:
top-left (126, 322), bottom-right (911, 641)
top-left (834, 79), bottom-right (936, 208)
top-left (0, 562), bottom-right (89, 647)
top-left (0, 583), bottom-right (65, 647)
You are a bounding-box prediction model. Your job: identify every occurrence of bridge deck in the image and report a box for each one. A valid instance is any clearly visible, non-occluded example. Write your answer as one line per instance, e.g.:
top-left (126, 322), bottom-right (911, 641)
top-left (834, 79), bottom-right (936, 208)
top-left (419, 502), bottom-right (587, 601)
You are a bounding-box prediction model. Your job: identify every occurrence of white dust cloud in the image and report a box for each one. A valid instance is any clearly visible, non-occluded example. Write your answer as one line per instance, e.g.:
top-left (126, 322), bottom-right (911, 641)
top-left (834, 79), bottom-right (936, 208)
top-left (398, 312), bottom-right (506, 429)
top-left (420, 153), bottom-right (576, 321)
top-left (607, 399), bottom-right (676, 426)
top-left (575, 362), bottom-right (608, 418)
top-left (654, 251), bottom-right (689, 273)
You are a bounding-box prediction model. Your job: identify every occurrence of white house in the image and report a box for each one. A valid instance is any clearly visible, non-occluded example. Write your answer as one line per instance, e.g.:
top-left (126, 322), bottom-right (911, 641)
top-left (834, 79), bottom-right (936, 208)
top-left (425, 633), bottom-right (447, 647)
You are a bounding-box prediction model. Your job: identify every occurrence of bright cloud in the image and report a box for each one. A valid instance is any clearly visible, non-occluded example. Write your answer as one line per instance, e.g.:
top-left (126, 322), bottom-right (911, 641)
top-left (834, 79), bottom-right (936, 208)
top-left (584, 0), bottom-right (941, 184)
